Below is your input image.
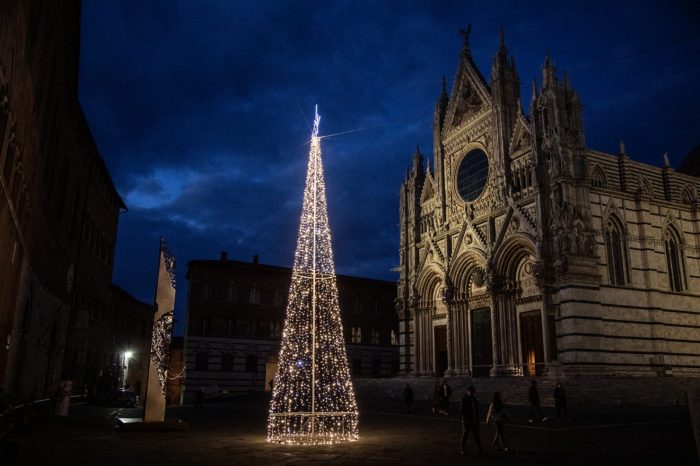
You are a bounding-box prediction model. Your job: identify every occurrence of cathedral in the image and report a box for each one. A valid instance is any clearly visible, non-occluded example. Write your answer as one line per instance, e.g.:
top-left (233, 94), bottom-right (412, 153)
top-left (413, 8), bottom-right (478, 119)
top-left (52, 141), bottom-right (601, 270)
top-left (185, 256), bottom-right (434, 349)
top-left (396, 29), bottom-right (700, 378)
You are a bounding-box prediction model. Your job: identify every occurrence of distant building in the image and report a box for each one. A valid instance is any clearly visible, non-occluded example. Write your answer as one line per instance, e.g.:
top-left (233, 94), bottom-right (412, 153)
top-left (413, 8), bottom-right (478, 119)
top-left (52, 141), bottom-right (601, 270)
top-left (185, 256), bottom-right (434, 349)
top-left (397, 29), bottom-right (700, 378)
top-left (167, 336), bottom-right (184, 405)
top-left (82, 285), bottom-right (152, 399)
top-left (0, 0), bottom-right (131, 400)
top-left (183, 253), bottom-right (398, 399)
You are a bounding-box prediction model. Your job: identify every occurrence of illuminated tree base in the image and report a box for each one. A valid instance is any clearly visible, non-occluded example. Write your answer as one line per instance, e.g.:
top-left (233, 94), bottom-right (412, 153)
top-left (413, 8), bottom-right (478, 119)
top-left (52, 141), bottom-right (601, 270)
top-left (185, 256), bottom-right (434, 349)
top-left (267, 412), bottom-right (359, 445)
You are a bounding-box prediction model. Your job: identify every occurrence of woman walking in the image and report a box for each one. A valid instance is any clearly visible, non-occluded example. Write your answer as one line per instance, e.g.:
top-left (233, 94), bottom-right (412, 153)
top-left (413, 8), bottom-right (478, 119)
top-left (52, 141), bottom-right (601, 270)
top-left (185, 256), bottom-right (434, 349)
top-left (486, 392), bottom-right (511, 451)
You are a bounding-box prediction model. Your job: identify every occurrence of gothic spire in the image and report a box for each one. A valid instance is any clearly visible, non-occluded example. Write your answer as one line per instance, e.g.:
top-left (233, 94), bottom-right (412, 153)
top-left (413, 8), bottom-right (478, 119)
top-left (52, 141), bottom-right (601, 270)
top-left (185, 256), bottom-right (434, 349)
top-left (460, 24), bottom-right (472, 56)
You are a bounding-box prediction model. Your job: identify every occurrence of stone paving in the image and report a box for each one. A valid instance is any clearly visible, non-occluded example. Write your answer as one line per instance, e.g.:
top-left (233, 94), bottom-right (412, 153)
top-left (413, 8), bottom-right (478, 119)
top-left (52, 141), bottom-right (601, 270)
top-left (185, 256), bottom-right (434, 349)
top-left (8, 394), bottom-right (699, 466)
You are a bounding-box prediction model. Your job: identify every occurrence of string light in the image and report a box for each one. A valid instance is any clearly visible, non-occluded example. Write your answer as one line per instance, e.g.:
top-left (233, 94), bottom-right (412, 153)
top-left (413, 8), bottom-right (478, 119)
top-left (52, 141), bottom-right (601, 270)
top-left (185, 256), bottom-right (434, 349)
top-left (267, 106), bottom-right (359, 445)
top-left (150, 310), bottom-right (173, 396)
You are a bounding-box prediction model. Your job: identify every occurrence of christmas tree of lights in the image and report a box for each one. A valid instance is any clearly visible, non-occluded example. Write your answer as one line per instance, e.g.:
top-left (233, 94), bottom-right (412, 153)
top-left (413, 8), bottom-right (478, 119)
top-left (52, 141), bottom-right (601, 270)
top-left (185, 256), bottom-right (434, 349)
top-left (267, 107), bottom-right (359, 445)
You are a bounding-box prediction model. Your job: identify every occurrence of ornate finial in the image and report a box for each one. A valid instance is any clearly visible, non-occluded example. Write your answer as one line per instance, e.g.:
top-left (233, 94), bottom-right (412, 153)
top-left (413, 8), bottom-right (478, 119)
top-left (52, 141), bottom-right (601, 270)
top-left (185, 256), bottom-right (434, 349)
top-left (499, 27), bottom-right (505, 48)
top-left (441, 76), bottom-right (447, 94)
top-left (459, 24), bottom-right (472, 52)
top-left (415, 144), bottom-right (421, 155)
top-left (619, 140), bottom-right (626, 155)
top-left (663, 152), bottom-right (670, 168)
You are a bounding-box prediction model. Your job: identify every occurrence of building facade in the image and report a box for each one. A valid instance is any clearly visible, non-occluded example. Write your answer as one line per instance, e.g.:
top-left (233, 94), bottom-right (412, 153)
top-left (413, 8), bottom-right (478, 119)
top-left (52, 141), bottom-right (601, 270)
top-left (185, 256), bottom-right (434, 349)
top-left (397, 30), bottom-right (700, 378)
top-left (183, 254), bottom-right (398, 399)
top-left (0, 0), bottom-right (127, 400)
top-left (83, 285), bottom-right (153, 399)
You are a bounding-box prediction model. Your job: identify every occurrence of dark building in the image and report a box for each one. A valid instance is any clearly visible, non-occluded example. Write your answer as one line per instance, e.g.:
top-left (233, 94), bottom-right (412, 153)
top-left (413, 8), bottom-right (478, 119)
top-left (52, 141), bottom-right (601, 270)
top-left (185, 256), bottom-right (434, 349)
top-left (183, 253), bottom-right (398, 399)
top-left (83, 285), bottom-right (152, 399)
top-left (0, 1), bottom-right (130, 401)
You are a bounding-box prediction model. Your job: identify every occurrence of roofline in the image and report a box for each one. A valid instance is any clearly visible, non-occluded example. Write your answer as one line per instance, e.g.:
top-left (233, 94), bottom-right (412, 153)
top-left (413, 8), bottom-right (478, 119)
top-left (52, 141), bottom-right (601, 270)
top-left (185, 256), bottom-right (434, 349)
top-left (185, 259), bottom-right (395, 285)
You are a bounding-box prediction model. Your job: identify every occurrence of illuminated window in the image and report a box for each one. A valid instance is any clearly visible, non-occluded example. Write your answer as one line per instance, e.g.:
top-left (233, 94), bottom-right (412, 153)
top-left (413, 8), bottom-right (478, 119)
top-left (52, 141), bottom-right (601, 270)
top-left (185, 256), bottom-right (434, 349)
top-left (351, 327), bottom-right (362, 343)
top-left (371, 329), bottom-right (380, 345)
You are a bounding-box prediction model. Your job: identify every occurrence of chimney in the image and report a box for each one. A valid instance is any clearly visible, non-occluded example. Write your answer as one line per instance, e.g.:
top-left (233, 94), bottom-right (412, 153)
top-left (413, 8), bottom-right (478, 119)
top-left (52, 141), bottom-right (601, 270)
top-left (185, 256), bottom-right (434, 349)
top-left (253, 254), bottom-right (259, 265)
top-left (220, 251), bottom-right (228, 261)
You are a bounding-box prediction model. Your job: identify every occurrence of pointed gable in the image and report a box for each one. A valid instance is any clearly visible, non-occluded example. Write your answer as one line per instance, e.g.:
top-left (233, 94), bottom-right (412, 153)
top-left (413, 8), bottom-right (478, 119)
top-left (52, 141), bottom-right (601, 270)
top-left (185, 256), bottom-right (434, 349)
top-left (420, 171), bottom-right (434, 204)
top-left (443, 28), bottom-right (492, 134)
top-left (509, 114), bottom-right (532, 155)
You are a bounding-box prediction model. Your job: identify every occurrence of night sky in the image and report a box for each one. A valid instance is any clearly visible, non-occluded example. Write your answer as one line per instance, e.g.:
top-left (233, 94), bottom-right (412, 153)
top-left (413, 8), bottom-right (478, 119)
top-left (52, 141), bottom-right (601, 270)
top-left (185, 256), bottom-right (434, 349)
top-left (78, 1), bottom-right (700, 334)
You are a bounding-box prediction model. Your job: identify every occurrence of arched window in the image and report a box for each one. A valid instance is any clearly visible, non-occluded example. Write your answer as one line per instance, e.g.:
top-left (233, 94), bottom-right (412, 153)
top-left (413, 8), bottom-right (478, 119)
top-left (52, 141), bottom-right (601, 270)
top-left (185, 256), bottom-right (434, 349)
top-left (604, 216), bottom-right (628, 285)
top-left (664, 226), bottom-right (686, 292)
top-left (681, 186), bottom-right (694, 205)
top-left (590, 165), bottom-right (607, 188)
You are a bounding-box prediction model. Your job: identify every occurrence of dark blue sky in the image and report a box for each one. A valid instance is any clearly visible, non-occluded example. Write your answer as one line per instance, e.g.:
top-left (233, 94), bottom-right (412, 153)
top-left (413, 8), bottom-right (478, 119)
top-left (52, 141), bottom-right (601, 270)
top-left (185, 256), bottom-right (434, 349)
top-left (79, 0), bottom-right (700, 333)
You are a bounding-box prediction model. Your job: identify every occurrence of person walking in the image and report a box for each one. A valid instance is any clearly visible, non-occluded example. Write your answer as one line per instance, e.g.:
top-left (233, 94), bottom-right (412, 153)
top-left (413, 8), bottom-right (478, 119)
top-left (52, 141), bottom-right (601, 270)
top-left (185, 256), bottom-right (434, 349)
top-left (486, 392), bottom-right (511, 451)
top-left (432, 381), bottom-right (442, 414)
top-left (553, 381), bottom-right (569, 421)
top-left (404, 384), bottom-right (414, 414)
top-left (459, 386), bottom-right (484, 456)
top-left (440, 380), bottom-right (452, 415)
top-left (528, 380), bottom-right (544, 422)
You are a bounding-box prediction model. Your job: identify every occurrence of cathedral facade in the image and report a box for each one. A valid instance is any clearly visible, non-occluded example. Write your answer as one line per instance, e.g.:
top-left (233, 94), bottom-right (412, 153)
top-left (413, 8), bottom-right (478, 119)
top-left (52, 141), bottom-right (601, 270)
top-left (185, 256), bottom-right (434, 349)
top-left (396, 30), bottom-right (700, 378)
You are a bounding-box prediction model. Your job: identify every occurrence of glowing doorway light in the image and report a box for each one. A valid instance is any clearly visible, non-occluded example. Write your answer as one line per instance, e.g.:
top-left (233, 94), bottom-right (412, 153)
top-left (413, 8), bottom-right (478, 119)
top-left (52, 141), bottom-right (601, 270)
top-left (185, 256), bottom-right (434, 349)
top-left (267, 107), bottom-right (359, 445)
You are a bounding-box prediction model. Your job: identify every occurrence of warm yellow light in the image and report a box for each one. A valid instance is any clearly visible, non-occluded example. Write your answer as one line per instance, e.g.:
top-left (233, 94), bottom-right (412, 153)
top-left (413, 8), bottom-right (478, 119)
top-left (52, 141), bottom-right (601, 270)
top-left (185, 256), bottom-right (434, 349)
top-left (267, 107), bottom-right (358, 445)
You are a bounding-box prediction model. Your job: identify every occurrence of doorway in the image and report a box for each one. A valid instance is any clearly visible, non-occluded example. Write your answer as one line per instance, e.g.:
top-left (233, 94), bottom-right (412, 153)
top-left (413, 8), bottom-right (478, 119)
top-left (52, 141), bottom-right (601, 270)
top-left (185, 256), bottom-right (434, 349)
top-left (520, 310), bottom-right (544, 376)
top-left (434, 325), bottom-right (447, 377)
top-left (470, 308), bottom-right (492, 377)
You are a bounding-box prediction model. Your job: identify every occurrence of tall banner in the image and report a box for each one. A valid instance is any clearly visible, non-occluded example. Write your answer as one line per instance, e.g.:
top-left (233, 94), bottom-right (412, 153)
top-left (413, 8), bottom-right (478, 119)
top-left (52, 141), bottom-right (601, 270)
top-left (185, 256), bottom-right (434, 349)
top-left (144, 239), bottom-right (175, 423)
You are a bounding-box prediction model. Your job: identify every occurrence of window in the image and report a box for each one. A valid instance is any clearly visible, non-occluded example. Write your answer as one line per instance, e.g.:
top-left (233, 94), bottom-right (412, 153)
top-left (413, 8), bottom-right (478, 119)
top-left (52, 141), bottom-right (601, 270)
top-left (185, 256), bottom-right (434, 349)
top-left (351, 327), bottom-right (362, 344)
top-left (212, 281), bottom-right (227, 301)
top-left (235, 320), bottom-right (250, 337)
top-left (371, 359), bottom-right (381, 376)
top-left (245, 354), bottom-right (257, 372)
top-left (664, 227), bottom-right (686, 292)
top-left (227, 282), bottom-right (237, 302)
top-left (391, 330), bottom-right (398, 346)
top-left (195, 352), bottom-right (209, 371)
top-left (200, 315), bottom-right (210, 335)
top-left (371, 329), bottom-right (380, 345)
top-left (221, 353), bottom-right (234, 372)
top-left (352, 359), bottom-right (362, 376)
top-left (456, 149), bottom-right (489, 202)
top-left (604, 217), bottom-right (628, 285)
top-left (590, 165), bottom-right (607, 188)
top-left (249, 285), bottom-right (260, 304)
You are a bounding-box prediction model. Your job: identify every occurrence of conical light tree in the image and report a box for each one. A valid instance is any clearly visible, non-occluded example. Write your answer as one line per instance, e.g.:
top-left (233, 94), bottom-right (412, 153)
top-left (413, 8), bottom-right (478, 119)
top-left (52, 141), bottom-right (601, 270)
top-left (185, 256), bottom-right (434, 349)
top-left (267, 107), bottom-right (359, 445)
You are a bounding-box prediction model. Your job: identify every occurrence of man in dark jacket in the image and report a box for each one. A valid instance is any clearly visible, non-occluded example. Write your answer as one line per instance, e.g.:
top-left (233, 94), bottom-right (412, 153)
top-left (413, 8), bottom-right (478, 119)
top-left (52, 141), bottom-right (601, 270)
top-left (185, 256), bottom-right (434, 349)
top-left (528, 380), bottom-right (544, 422)
top-left (553, 381), bottom-right (568, 421)
top-left (460, 386), bottom-right (484, 456)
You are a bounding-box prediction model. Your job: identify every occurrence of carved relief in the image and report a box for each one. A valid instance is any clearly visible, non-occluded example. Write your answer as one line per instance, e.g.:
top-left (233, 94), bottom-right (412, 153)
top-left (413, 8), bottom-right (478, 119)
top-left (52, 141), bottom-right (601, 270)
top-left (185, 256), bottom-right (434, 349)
top-left (452, 79), bottom-right (484, 128)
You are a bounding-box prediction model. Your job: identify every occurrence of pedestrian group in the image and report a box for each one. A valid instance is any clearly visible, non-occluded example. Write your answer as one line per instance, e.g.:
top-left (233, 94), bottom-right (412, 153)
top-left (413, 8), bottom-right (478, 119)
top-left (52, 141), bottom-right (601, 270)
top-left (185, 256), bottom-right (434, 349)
top-left (404, 379), bottom-right (571, 456)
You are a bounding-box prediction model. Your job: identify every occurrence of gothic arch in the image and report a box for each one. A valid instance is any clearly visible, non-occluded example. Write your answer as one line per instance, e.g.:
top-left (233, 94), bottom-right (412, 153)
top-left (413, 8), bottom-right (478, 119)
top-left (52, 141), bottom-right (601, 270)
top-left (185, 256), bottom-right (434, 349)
top-left (681, 185), bottom-right (695, 205)
top-left (415, 266), bottom-right (444, 306)
top-left (603, 213), bottom-right (629, 285)
top-left (590, 164), bottom-right (607, 189)
top-left (450, 250), bottom-right (487, 300)
top-left (663, 224), bottom-right (686, 292)
top-left (492, 234), bottom-right (537, 283)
